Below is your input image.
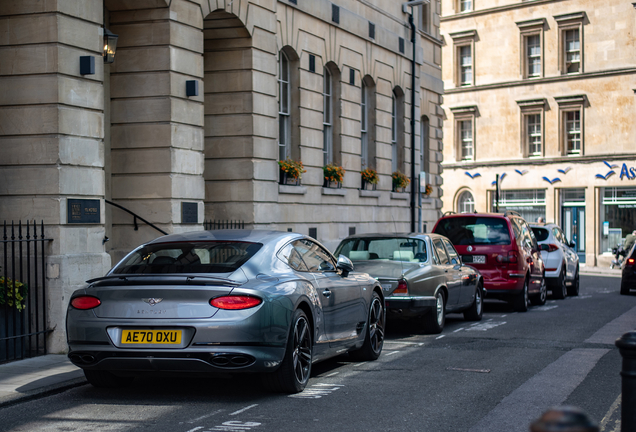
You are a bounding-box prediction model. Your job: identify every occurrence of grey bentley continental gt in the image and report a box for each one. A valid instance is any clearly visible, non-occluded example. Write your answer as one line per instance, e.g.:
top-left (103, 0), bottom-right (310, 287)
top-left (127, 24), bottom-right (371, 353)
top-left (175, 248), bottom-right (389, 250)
top-left (335, 233), bottom-right (484, 334)
top-left (66, 230), bottom-right (385, 393)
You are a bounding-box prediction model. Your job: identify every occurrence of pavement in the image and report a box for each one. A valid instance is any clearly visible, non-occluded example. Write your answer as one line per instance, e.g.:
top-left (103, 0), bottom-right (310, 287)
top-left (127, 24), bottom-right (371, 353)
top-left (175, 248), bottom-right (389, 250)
top-left (0, 266), bottom-right (623, 409)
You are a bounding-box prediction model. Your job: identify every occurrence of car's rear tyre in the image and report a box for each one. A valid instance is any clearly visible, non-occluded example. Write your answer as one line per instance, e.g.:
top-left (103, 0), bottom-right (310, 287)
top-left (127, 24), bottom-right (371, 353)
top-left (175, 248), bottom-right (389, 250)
top-left (262, 309), bottom-right (312, 393)
top-left (567, 266), bottom-right (580, 297)
top-left (422, 290), bottom-right (445, 334)
top-left (553, 267), bottom-right (567, 300)
top-left (621, 281), bottom-right (631, 295)
top-left (531, 276), bottom-right (547, 306)
top-left (512, 278), bottom-right (529, 312)
top-left (84, 370), bottom-right (134, 388)
top-left (349, 292), bottom-right (385, 361)
top-left (463, 285), bottom-right (483, 321)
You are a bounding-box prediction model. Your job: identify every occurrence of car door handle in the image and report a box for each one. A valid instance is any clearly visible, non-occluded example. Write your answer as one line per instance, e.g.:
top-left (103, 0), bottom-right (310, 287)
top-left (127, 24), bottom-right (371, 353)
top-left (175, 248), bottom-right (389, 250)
top-left (322, 289), bottom-right (331, 298)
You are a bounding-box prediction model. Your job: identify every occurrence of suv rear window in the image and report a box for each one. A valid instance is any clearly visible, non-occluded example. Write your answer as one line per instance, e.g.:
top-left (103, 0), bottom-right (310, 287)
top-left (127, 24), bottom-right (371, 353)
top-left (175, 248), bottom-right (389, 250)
top-left (531, 227), bottom-right (549, 242)
top-left (434, 217), bottom-right (511, 246)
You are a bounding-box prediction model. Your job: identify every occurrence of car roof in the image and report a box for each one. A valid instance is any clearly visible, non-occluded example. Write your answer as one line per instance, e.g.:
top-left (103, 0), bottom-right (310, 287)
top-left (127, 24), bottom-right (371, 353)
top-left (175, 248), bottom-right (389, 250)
top-left (438, 212), bottom-right (515, 220)
top-left (340, 232), bottom-right (444, 241)
top-left (146, 229), bottom-right (302, 245)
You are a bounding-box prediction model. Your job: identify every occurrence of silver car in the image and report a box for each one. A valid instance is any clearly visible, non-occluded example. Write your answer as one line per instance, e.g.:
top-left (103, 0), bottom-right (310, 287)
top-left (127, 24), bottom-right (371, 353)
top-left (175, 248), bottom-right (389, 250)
top-left (334, 233), bottom-right (484, 334)
top-left (530, 223), bottom-right (580, 298)
top-left (66, 230), bottom-right (385, 394)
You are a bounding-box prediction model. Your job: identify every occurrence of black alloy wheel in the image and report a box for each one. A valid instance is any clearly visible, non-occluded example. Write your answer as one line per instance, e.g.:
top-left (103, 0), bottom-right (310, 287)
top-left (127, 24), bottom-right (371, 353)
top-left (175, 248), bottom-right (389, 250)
top-left (567, 266), bottom-right (580, 296)
top-left (531, 276), bottom-right (547, 306)
top-left (350, 292), bottom-right (385, 361)
top-left (553, 267), bottom-right (567, 300)
top-left (263, 309), bottom-right (312, 393)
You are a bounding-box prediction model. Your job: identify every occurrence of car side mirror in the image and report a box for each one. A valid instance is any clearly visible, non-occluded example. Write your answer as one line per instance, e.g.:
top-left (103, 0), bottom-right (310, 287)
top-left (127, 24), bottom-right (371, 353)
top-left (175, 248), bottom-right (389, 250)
top-left (336, 254), bottom-right (354, 277)
top-left (540, 244), bottom-right (550, 251)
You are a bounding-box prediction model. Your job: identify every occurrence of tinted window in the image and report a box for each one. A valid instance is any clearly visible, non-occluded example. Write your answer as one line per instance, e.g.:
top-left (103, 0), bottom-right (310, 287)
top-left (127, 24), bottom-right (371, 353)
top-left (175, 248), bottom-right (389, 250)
top-left (433, 238), bottom-right (449, 264)
top-left (335, 237), bottom-right (428, 262)
top-left (278, 243), bottom-right (309, 271)
top-left (532, 227), bottom-right (550, 242)
top-left (292, 239), bottom-right (335, 272)
top-left (434, 217), bottom-right (511, 246)
top-left (112, 241), bottom-right (263, 274)
top-left (442, 239), bottom-right (460, 264)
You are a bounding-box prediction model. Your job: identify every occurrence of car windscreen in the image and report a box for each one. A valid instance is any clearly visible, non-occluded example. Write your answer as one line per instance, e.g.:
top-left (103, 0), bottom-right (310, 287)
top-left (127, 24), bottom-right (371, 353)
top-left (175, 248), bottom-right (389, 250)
top-left (335, 238), bottom-right (428, 262)
top-left (434, 217), bottom-right (511, 246)
top-left (111, 241), bottom-right (263, 274)
top-left (531, 227), bottom-right (550, 242)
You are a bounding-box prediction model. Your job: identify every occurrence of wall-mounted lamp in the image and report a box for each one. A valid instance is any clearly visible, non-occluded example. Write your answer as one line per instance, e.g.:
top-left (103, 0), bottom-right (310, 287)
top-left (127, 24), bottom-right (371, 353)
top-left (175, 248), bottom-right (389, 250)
top-left (103, 28), bottom-right (119, 64)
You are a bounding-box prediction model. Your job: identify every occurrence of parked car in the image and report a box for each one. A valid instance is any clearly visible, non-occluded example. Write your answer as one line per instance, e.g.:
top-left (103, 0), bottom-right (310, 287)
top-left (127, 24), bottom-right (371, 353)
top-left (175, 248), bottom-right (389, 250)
top-left (529, 223), bottom-right (580, 298)
top-left (334, 233), bottom-right (484, 334)
top-left (621, 243), bottom-right (636, 295)
top-left (66, 230), bottom-right (385, 394)
top-left (432, 211), bottom-right (546, 312)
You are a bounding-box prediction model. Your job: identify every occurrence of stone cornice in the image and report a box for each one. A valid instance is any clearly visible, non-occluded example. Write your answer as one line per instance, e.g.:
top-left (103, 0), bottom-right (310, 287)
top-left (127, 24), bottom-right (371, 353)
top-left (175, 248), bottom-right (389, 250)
top-left (440, 0), bottom-right (569, 22)
top-left (449, 29), bottom-right (477, 40)
top-left (515, 18), bottom-right (547, 30)
top-left (516, 98), bottom-right (547, 108)
top-left (444, 68), bottom-right (636, 94)
top-left (442, 154), bottom-right (636, 170)
top-left (553, 11), bottom-right (586, 25)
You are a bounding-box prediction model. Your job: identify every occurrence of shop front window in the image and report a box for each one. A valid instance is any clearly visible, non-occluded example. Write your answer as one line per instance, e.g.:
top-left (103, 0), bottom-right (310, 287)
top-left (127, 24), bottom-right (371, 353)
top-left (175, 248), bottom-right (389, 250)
top-left (491, 189), bottom-right (546, 223)
top-left (601, 187), bottom-right (636, 253)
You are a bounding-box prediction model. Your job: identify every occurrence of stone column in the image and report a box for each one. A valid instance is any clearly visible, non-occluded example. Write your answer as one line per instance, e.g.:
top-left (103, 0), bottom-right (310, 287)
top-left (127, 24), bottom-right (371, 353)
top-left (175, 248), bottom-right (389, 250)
top-left (0, 1), bottom-right (111, 352)
top-left (107, 0), bottom-right (205, 262)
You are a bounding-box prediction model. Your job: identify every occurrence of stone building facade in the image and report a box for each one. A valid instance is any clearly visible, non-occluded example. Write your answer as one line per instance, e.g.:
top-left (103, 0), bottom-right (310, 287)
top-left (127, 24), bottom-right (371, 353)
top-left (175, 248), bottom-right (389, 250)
top-left (440, 0), bottom-right (636, 266)
top-left (0, 0), bottom-right (443, 352)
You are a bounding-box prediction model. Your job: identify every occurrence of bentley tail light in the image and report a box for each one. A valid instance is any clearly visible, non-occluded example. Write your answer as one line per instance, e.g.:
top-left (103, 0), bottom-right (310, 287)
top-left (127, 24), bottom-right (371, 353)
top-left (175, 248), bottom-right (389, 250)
top-left (71, 296), bottom-right (101, 310)
top-left (393, 280), bottom-right (408, 295)
top-left (210, 295), bottom-right (262, 310)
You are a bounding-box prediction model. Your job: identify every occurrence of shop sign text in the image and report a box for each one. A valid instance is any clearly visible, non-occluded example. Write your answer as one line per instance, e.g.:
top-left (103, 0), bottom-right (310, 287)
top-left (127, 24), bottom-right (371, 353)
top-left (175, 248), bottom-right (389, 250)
top-left (620, 163), bottom-right (636, 180)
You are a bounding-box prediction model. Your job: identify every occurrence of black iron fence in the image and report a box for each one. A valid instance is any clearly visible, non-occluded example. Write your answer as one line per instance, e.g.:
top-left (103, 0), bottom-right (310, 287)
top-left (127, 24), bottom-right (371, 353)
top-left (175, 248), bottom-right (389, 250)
top-left (204, 220), bottom-right (245, 230)
top-left (1, 221), bottom-right (53, 364)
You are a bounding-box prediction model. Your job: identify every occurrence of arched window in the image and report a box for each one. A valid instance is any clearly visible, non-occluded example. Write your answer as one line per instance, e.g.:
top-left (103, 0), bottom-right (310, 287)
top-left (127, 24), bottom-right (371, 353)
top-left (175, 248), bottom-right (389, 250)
top-left (323, 62), bottom-right (341, 166)
top-left (391, 87), bottom-right (405, 173)
top-left (420, 115), bottom-right (430, 182)
top-left (458, 190), bottom-right (475, 214)
top-left (278, 51), bottom-right (291, 161)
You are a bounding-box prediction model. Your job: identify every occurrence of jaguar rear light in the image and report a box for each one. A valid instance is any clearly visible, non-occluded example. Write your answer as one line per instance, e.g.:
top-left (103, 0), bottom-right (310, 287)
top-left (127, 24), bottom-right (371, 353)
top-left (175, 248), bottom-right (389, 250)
top-left (210, 295), bottom-right (262, 310)
top-left (70, 296), bottom-right (101, 310)
top-left (393, 280), bottom-right (408, 295)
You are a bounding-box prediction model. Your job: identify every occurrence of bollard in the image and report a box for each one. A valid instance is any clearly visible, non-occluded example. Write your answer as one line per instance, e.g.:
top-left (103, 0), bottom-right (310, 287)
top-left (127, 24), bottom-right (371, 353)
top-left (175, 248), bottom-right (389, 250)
top-left (616, 331), bottom-right (636, 432)
top-left (529, 407), bottom-right (598, 432)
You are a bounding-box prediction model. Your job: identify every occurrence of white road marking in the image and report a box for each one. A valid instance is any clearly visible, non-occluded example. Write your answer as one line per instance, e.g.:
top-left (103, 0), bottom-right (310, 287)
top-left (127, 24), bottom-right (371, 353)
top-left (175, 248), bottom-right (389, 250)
top-left (385, 351), bottom-right (400, 356)
top-left (468, 348), bottom-right (609, 432)
top-left (325, 372), bottom-right (339, 377)
top-left (208, 421), bottom-right (261, 431)
top-left (229, 405), bottom-right (258, 416)
top-left (586, 304), bottom-right (636, 344)
top-left (384, 340), bottom-right (426, 346)
top-left (186, 428), bottom-right (203, 432)
top-left (436, 335), bottom-right (445, 339)
top-left (574, 295), bottom-right (593, 299)
top-left (188, 411), bottom-right (223, 424)
top-left (465, 321), bottom-right (506, 332)
top-left (288, 384), bottom-right (343, 399)
top-left (501, 315), bottom-right (507, 318)
top-left (453, 327), bottom-right (465, 333)
top-left (531, 305), bottom-right (559, 311)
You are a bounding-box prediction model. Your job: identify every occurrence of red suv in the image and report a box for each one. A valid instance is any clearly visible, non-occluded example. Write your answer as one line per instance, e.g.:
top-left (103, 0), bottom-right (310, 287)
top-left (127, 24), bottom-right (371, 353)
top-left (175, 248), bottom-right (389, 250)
top-left (433, 211), bottom-right (546, 311)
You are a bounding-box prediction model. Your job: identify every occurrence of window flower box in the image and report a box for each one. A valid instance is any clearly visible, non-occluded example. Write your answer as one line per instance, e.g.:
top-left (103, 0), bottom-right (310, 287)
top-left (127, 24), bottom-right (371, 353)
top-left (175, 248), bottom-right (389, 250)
top-left (323, 164), bottom-right (345, 188)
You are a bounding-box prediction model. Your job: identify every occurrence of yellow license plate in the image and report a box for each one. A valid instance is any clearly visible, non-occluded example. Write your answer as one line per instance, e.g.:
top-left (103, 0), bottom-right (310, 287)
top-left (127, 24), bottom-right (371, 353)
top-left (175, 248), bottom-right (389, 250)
top-left (121, 329), bottom-right (182, 345)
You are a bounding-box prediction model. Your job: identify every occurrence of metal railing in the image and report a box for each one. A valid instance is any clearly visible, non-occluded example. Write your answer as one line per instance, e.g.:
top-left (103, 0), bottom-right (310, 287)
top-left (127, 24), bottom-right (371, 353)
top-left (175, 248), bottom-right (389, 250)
top-left (204, 220), bottom-right (245, 230)
top-left (1, 221), bottom-right (53, 364)
top-left (105, 199), bottom-right (168, 236)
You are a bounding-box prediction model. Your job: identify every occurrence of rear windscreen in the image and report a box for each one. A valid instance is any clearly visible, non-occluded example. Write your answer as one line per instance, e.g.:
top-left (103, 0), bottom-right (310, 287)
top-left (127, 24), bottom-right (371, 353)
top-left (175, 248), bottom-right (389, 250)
top-left (111, 241), bottom-right (263, 274)
top-left (434, 217), bottom-right (511, 246)
top-left (335, 238), bottom-right (428, 262)
top-left (531, 227), bottom-right (549, 242)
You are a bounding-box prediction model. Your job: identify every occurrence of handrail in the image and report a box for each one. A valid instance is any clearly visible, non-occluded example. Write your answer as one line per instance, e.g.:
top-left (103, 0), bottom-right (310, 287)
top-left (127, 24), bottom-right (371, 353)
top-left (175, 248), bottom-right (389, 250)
top-left (104, 200), bottom-right (168, 235)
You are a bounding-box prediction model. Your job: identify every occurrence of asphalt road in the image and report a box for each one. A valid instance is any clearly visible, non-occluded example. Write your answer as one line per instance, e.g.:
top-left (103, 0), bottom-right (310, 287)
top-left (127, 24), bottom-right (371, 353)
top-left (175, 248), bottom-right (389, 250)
top-left (0, 275), bottom-right (631, 432)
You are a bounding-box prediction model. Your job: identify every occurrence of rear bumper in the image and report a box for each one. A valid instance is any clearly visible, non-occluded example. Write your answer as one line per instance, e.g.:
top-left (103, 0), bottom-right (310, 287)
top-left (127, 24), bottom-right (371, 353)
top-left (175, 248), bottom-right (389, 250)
top-left (385, 295), bottom-right (436, 317)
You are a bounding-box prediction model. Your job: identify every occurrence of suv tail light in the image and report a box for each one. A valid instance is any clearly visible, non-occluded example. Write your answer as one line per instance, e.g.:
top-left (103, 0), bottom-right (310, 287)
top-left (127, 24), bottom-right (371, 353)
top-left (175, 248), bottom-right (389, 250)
top-left (393, 280), bottom-right (408, 295)
top-left (496, 251), bottom-right (518, 264)
top-left (546, 244), bottom-right (559, 252)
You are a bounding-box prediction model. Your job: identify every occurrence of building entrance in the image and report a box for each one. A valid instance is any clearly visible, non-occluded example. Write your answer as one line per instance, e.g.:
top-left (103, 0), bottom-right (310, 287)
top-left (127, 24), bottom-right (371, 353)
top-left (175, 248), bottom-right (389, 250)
top-left (562, 206), bottom-right (586, 263)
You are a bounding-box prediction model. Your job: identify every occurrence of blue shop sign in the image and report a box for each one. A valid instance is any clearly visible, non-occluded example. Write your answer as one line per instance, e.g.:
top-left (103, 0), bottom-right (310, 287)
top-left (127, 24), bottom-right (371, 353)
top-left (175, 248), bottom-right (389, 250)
top-left (620, 163), bottom-right (636, 180)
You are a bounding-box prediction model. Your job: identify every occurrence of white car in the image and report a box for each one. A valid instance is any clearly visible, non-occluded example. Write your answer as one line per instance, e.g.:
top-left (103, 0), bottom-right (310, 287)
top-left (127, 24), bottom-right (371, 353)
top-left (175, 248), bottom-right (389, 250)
top-left (530, 223), bottom-right (580, 298)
